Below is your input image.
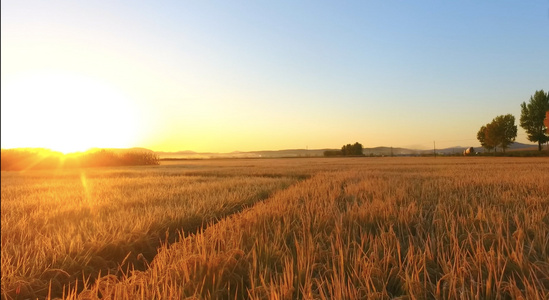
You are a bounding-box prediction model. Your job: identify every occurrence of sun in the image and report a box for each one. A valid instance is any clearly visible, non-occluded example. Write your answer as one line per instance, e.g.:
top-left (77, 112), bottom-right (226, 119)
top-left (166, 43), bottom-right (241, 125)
top-left (1, 70), bottom-right (142, 154)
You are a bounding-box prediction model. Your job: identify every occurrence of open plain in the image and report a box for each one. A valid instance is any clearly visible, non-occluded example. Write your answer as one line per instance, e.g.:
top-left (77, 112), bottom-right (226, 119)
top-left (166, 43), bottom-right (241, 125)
top-left (2, 157), bottom-right (548, 299)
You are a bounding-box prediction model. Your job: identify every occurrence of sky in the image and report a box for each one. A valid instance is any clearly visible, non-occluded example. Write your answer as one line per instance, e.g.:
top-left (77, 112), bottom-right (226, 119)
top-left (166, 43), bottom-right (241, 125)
top-left (2, 1), bottom-right (549, 153)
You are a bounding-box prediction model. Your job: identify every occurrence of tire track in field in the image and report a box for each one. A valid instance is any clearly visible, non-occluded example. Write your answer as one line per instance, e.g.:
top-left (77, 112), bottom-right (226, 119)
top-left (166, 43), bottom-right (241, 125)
top-left (119, 173), bottom-right (311, 272)
top-left (41, 174), bottom-right (310, 300)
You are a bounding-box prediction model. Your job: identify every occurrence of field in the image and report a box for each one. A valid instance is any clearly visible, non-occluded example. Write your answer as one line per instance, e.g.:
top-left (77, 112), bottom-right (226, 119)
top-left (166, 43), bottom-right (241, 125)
top-left (1, 157), bottom-right (548, 299)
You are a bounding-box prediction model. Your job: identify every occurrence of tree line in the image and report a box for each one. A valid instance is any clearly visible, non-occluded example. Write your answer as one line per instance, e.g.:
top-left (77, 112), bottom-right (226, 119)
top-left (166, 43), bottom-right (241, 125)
top-left (0, 149), bottom-right (159, 171)
top-left (324, 142), bottom-right (364, 157)
top-left (477, 90), bottom-right (548, 152)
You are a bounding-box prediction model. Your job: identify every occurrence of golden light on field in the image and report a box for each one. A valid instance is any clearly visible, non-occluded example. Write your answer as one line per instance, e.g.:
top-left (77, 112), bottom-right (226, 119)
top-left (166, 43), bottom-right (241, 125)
top-left (1, 70), bottom-right (142, 153)
top-left (2, 158), bottom-right (549, 299)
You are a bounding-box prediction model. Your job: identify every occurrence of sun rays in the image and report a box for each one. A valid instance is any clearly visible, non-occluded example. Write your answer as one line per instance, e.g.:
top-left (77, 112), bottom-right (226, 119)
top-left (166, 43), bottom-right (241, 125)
top-left (80, 171), bottom-right (92, 205)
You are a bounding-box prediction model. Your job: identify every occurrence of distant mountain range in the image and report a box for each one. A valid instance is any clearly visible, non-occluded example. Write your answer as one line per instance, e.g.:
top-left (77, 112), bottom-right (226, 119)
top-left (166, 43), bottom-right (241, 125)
top-left (155, 142), bottom-right (540, 159)
top-left (3, 144), bottom-right (540, 158)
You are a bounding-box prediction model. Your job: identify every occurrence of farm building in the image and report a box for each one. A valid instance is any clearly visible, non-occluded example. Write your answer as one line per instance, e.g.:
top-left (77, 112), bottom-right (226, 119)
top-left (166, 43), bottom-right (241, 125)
top-left (463, 147), bottom-right (474, 156)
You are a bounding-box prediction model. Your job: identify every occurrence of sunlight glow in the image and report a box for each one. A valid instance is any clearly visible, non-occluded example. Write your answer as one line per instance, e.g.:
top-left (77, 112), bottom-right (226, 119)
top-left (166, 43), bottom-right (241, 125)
top-left (1, 70), bottom-right (141, 153)
top-left (80, 171), bottom-right (93, 208)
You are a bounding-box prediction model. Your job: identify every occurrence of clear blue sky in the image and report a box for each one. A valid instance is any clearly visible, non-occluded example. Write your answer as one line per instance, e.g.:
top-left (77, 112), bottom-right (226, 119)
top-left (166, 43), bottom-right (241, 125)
top-left (2, 1), bottom-right (548, 152)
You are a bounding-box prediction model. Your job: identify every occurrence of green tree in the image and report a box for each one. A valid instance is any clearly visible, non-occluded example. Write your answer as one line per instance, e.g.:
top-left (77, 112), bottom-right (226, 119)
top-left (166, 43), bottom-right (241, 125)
top-left (485, 122), bottom-right (500, 152)
top-left (492, 114), bottom-right (517, 153)
top-left (477, 125), bottom-right (495, 152)
top-left (340, 142), bottom-right (364, 156)
top-left (477, 115), bottom-right (517, 153)
top-left (351, 142), bottom-right (363, 156)
top-left (520, 90), bottom-right (549, 151)
top-left (341, 144), bottom-right (350, 156)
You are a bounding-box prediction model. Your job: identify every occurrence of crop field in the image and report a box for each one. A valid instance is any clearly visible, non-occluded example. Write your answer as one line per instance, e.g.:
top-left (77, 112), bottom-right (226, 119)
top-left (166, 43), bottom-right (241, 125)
top-left (2, 157), bottom-right (549, 299)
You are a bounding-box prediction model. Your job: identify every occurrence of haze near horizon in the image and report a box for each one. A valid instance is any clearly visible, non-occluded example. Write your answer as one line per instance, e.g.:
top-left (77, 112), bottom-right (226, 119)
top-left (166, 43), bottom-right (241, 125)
top-left (2, 1), bottom-right (548, 153)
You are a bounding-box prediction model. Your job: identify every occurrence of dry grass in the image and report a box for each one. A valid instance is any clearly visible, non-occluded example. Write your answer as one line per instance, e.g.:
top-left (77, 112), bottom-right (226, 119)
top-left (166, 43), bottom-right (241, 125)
top-left (2, 157), bottom-right (548, 299)
top-left (1, 163), bottom-right (301, 299)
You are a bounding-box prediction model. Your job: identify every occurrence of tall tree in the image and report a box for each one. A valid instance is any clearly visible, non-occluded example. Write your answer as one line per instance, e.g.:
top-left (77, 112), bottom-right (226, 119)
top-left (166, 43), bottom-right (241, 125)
top-left (477, 114), bottom-right (517, 153)
top-left (485, 121), bottom-right (501, 152)
top-left (477, 125), bottom-right (495, 152)
top-left (520, 90), bottom-right (549, 151)
top-left (492, 114), bottom-right (517, 153)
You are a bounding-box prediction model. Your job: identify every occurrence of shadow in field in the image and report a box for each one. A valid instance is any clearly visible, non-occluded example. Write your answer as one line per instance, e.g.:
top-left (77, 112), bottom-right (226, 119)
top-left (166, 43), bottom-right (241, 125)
top-left (24, 176), bottom-right (308, 300)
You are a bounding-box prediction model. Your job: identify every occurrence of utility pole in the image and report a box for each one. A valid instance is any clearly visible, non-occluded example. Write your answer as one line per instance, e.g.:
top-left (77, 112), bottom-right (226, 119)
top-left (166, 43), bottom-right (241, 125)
top-left (433, 141), bottom-right (436, 158)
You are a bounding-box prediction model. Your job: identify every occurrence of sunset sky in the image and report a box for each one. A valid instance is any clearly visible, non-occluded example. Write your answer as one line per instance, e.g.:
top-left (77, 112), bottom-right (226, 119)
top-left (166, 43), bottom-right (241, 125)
top-left (2, 1), bottom-right (548, 153)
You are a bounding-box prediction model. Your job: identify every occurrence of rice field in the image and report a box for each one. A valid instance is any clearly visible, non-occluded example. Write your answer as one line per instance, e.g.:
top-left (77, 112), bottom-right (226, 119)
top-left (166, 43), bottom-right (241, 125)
top-left (2, 157), bottom-right (548, 299)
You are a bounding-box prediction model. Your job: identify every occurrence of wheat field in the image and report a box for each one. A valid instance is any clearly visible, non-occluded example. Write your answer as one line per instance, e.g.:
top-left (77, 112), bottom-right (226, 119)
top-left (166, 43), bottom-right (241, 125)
top-left (2, 157), bottom-right (548, 299)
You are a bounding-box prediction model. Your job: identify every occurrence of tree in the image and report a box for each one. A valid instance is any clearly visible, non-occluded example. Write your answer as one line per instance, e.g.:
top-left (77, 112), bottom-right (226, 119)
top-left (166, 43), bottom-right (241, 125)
top-left (477, 114), bottom-right (517, 153)
top-left (484, 122), bottom-right (501, 152)
top-left (351, 142), bottom-right (363, 155)
top-left (340, 142), bottom-right (364, 156)
top-left (492, 114), bottom-right (517, 153)
top-left (477, 125), bottom-right (494, 152)
top-left (545, 111), bottom-right (549, 132)
top-left (520, 90), bottom-right (549, 151)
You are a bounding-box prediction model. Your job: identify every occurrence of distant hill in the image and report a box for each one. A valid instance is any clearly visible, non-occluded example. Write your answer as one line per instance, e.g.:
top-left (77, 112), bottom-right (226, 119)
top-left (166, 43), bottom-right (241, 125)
top-left (3, 143), bottom-right (539, 160)
top-left (150, 142), bottom-right (542, 159)
top-left (505, 142), bottom-right (540, 151)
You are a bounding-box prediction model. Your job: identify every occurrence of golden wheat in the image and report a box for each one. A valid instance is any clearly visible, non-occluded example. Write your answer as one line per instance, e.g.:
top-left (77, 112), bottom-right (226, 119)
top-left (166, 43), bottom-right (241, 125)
top-left (2, 157), bottom-right (548, 299)
top-left (1, 162), bottom-right (300, 299)
top-left (70, 157), bottom-right (548, 299)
